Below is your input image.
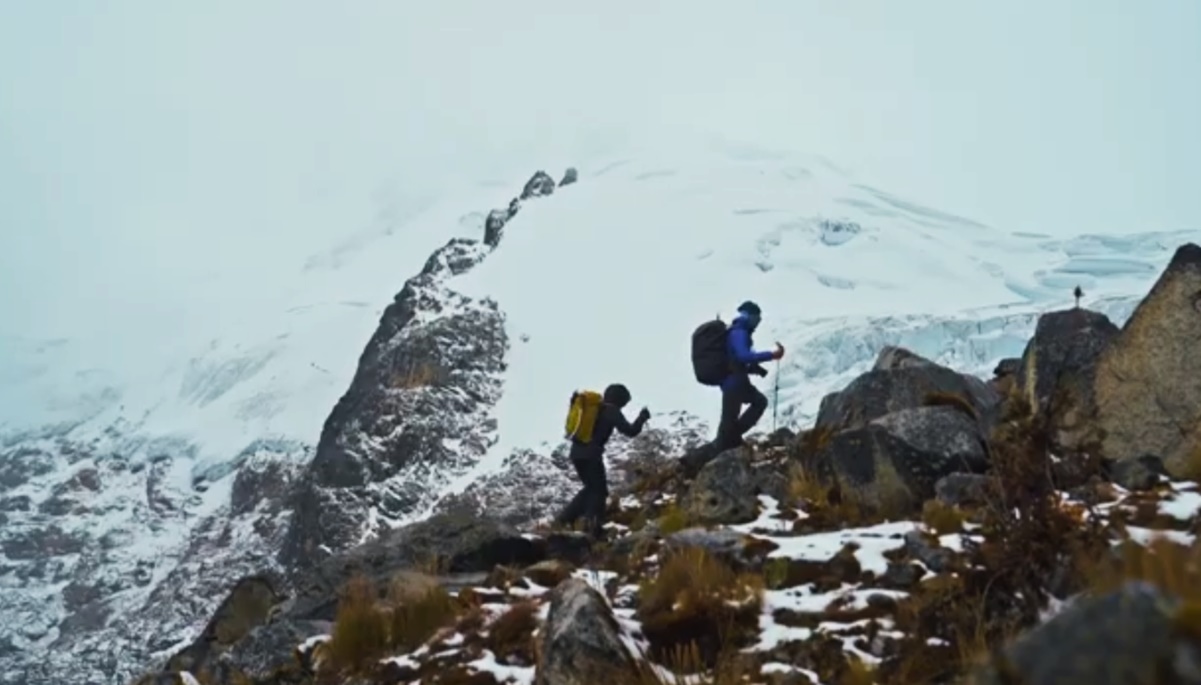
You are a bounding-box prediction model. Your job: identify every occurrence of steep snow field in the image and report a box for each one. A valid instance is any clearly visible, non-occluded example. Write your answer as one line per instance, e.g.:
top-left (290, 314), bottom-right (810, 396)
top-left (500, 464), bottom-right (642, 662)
top-left (435, 141), bottom-right (1200, 496)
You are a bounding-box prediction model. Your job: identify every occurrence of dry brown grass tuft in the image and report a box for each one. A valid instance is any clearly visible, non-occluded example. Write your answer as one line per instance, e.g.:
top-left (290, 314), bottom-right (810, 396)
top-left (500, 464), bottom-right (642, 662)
top-left (325, 575), bottom-right (390, 674)
top-left (922, 391), bottom-right (979, 420)
top-left (601, 641), bottom-right (749, 685)
top-left (390, 363), bottom-right (439, 389)
top-left (921, 499), bottom-right (965, 535)
top-left (1182, 440), bottom-right (1201, 482)
top-left (1087, 535), bottom-right (1201, 602)
top-left (635, 547), bottom-right (763, 667)
top-left (839, 656), bottom-right (879, 685)
top-left (796, 424), bottom-right (836, 458)
top-left (323, 572), bottom-right (462, 676)
top-left (389, 584), bottom-right (458, 652)
top-left (787, 462), bottom-right (869, 531)
top-left (485, 600), bottom-right (539, 663)
top-left (655, 500), bottom-right (691, 535)
top-left (418, 551), bottom-right (448, 576)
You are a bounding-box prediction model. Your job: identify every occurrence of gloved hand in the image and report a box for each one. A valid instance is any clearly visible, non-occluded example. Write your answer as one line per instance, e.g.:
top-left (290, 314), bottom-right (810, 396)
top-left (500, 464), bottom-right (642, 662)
top-left (771, 342), bottom-right (785, 360)
top-left (637, 407), bottom-right (651, 422)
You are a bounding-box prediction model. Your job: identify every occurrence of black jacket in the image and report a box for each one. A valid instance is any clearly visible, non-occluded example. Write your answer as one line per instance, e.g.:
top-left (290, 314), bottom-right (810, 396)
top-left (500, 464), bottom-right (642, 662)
top-left (569, 384), bottom-right (647, 461)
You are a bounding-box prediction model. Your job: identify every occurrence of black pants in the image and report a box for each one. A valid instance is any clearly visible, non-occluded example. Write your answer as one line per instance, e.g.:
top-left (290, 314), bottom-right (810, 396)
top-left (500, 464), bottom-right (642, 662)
top-left (716, 374), bottom-right (768, 450)
top-left (556, 456), bottom-right (608, 538)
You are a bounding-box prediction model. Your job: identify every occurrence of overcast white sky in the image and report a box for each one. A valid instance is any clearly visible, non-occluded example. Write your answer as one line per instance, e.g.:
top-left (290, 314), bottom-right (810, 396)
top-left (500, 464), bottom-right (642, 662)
top-left (1, 0), bottom-right (1199, 342)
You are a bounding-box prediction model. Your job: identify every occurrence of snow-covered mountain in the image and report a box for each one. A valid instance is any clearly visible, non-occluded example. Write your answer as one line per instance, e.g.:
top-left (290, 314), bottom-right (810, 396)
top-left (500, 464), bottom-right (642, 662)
top-left (1, 139), bottom-right (1197, 685)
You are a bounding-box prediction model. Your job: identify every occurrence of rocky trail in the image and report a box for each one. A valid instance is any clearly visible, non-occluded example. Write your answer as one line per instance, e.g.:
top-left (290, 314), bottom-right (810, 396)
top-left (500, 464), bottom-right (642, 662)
top-left (130, 240), bottom-right (1201, 685)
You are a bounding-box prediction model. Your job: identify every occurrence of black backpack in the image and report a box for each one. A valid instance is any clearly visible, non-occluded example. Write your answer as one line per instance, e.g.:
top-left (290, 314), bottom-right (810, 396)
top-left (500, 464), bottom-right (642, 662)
top-left (691, 318), bottom-right (731, 386)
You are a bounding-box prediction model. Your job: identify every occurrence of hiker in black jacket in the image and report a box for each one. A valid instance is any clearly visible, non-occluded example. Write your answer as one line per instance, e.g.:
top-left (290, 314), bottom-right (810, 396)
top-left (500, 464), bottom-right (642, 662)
top-left (555, 383), bottom-right (650, 539)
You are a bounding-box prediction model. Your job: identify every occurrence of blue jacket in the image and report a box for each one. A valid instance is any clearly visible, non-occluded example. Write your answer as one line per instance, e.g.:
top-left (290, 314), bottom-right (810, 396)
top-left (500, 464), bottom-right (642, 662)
top-left (722, 314), bottom-right (774, 391)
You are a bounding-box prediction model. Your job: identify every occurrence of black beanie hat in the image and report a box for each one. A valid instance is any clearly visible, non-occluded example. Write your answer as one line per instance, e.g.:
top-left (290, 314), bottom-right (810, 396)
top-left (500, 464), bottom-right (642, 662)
top-left (737, 300), bottom-right (762, 317)
top-left (603, 383), bottom-right (632, 406)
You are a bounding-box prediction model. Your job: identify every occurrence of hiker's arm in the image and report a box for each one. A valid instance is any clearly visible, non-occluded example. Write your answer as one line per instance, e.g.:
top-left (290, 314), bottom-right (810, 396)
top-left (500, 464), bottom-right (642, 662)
top-left (729, 328), bottom-right (775, 364)
top-left (615, 410), bottom-right (647, 438)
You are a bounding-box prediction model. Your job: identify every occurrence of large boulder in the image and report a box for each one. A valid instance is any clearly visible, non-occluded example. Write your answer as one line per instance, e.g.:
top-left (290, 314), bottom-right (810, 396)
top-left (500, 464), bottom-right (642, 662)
top-left (809, 406), bottom-right (988, 515)
top-left (1015, 307), bottom-right (1119, 453)
top-left (534, 578), bottom-right (642, 685)
top-left (285, 513), bottom-right (546, 622)
top-left (683, 449), bottom-right (759, 525)
top-left (180, 617), bottom-right (329, 684)
top-left (872, 406), bottom-right (989, 474)
top-left (961, 581), bottom-right (1199, 685)
top-left (1093, 243), bottom-right (1201, 477)
top-left (817, 346), bottom-right (1000, 435)
top-left (663, 528), bottom-right (775, 572)
top-left (164, 574), bottom-right (286, 674)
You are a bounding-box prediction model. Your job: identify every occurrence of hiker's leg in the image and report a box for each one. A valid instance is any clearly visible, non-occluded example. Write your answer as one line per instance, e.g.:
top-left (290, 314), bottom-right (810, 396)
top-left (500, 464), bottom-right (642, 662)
top-left (590, 461), bottom-right (610, 538)
top-left (735, 383), bottom-right (769, 437)
top-left (556, 458), bottom-right (591, 527)
top-left (716, 384), bottom-right (745, 449)
top-left (579, 458), bottom-right (608, 537)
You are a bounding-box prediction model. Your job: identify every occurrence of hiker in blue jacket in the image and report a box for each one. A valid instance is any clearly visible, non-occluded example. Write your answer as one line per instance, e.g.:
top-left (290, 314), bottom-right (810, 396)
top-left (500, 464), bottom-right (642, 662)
top-left (717, 301), bottom-right (784, 449)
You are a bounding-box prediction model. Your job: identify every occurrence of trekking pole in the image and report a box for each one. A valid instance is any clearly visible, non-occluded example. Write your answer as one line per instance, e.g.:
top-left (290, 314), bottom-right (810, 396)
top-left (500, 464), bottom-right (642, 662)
top-left (772, 359), bottom-right (781, 432)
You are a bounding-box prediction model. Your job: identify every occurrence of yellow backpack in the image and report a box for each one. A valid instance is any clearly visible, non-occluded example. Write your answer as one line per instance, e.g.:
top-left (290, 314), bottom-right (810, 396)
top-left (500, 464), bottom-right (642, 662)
top-left (564, 390), bottom-right (604, 443)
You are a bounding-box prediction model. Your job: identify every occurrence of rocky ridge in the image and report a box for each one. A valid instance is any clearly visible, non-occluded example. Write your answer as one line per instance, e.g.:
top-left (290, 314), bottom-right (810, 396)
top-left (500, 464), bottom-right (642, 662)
top-left (0, 168), bottom-right (577, 685)
top-left (132, 243), bottom-right (1201, 685)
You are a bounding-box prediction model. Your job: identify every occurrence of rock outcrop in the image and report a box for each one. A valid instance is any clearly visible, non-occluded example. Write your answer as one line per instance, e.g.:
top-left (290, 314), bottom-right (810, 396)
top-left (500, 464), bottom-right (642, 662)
top-left (1014, 307), bottom-right (1119, 453)
top-left (284, 513), bottom-right (550, 622)
top-left (683, 448), bottom-right (759, 524)
top-left (962, 581), bottom-right (1199, 685)
top-left (164, 574), bottom-right (286, 674)
top-left (279, 171), bottom-right (575, 571)
top-left (1093, 243), bottom-right (1201, 476)
top-left (817, 346), bottom-right (1001, 435)
top-left (804, 347), bottom-right (997, 514)
top-left (534, 578), bottom-right (641, 684)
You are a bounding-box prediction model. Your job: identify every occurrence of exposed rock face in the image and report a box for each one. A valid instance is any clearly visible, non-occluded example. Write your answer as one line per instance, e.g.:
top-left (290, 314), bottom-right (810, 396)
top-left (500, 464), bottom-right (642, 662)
top-left (196, 617), bottom-right (329, 684)
top-left (870, 406), bottom-right (989, 474)
top-left (280, 173), bottom-right (571, 571)
top-left (534, 578), bottom-right (641, 685)
top-left (817, 346), bottom-right (1000, 435)
top-left (683, 448), bottom-right (758, 524)
top-left (805, 348), bottom-right (996, 514)
top-left (0, 436), bottom-right (303, 685)
top-left (1093, 243), bottom-right (1201, 476)
top-left (559, 167), bottom-right (579, 187)
top-left (285, 513), bottom-right (546, 622)
top-left (813, 424), bottom-right (955, 514)
top-left (278, 238), bottom-right (507, 569)
top-left (165, 574), bottom-right (286, 674)
top-left (663, 528), bottom-right (774, 572)
top-left (1015, 307), bottom-right (1119, 453)
top-left (0, 170), bottom-right (577, 685)
top-left (962, 581), bottom-right (1198, 685)
top-left (521, 170), bottom-right (557, 200)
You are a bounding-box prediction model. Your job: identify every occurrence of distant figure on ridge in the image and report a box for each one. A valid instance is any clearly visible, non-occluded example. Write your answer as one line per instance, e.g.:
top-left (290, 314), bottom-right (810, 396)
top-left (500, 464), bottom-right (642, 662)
top-left (1074, 285), bottom-right (1083, 308)
top-left (556, 383), bottom-right (650, 540)
top-left (691, 300), bottom-right (785, 451)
